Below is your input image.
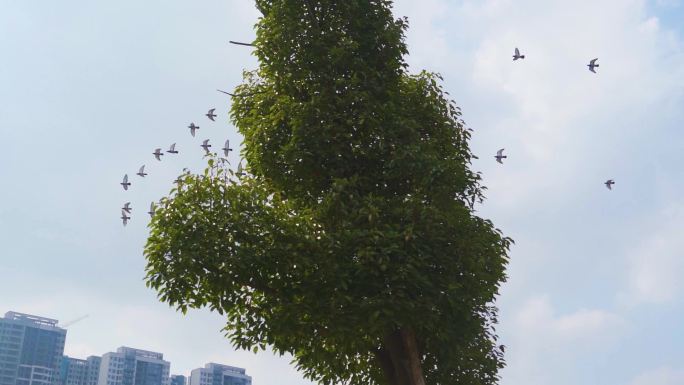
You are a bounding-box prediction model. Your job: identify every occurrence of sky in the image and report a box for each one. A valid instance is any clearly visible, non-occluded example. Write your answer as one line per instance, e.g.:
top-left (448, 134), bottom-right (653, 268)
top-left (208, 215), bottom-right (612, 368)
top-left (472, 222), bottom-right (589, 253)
top-left (1, 0), bottom-right (684, 384)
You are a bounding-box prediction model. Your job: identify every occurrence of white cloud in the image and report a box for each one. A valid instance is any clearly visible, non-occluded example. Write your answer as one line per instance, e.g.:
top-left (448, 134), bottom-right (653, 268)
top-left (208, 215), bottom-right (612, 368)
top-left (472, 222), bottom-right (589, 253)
top-left (628, 367), bottom-right (684, 385)
top-left (502, 296), bottom-right (626, 385)
top-left (393, 0), bottom-right (684, 214)
top-left (513, 296), bottom-right (626, 343)
top-left (621, 204), bottom-right (684, 305)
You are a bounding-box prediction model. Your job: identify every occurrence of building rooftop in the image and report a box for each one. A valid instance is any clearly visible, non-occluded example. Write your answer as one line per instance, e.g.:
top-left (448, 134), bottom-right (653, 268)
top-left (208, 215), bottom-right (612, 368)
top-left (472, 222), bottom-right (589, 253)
top-left (116, 347), bottom-right (164, 360)
top-left (204, 363), bottom-right (246, 375)
top-left (3, 311), bottom-right (60, 327)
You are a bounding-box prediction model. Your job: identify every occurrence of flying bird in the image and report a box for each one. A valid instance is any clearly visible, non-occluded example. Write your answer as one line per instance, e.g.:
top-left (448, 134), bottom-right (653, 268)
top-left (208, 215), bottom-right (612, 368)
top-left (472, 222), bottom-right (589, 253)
top-left (605, 179), bottom-right (615, 190)
top-left (147, 202), bottom-right (156, 218)
top-left (122, 202), bottom-right (132, 214)
top-left (121, 210), bottom-right (130, 226)
top-left (588, 58), bottom-right (599, 73)
top-left (153, 148), bottom-right (164, 161)
top-left (136, 165), bottom-right (147, 177)
top-left (236, 161), bottom-right (245, 177)
top-left (189, 123), bottom-right (199, 137)
top-left (495, 149), bottom-right (507, 164)
top-left (201, 139), bottom-right (212, 154)
top-left (206, 108), bottom-right (217, 121)
top-left (167, 143), bottom-right (179, 154)
top-left (513, 47), bottom-right (525, 61)
top-left (121, 174), bottom-right (131, 190)
top-left (222, 139), bottom-right (233, 157)
top-left (229, 40), bottom-right (255, 47)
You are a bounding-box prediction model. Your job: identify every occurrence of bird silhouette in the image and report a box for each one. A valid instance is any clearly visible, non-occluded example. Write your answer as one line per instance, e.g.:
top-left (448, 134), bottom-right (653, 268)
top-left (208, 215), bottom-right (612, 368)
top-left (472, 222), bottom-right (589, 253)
top-left (588, 58), bottom-right (599, 73)
top-left (201, 139), bottom-right (212, 154)
top-left (122, 202), bottom-right (132, 214)
top-left (236, 161), bottom-right (245, 177)
top-left (121, 174), bottom-right (131, 190)
top-left (147, 202), bottom-right (156, 218)
top-left (513, 47), bottom-right (525, 61)
top-left (222, 139), bottom-right (233, 157)
top-left (167, 143), bottom-right (179, 154)
top-left (189, 123), bottom-right (199, 137)
top-left (495, 149), bottom-right (507, 164)
top-left (153, 148), bottom-right (164, 161)
top-left (206, 109), bottom-right (217, 121)
top-left (605, 179), bottom-right (615, 190)
top-left (229, 40), bottom-right (254, 47)
top-left (121, 210), bottom-right (130, 226)
top-left (136, 165), bottom-right (147, 178)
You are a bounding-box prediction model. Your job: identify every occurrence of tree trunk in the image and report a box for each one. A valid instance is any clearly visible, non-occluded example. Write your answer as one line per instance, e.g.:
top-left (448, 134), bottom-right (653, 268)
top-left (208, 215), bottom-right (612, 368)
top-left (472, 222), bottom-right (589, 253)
top-left (376, 328), bottom-right (426, 385)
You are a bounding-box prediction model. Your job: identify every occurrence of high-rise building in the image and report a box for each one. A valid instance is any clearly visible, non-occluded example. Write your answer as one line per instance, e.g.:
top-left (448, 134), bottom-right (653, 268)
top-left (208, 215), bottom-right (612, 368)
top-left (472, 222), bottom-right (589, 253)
top-left (83, 357), bottom-right (100, 385)
top-left (0, 312), bottom-right (67, 385)
top-left (60, 356), bottom-right (100, 385)
top-left (169, 375), bottom-right (185, 385)
top-left (189, 364), bottom-right (251, 385)
top-left (96, 348), bottom-right (169, 385)
top-left (60, 357), bottom-right (87, 385)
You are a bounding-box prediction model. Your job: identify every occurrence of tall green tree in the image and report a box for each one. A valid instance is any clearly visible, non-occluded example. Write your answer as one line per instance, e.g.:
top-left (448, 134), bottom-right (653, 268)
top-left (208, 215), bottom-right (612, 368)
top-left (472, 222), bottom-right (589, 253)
top-left (144, 1), bottom-right (511, 385)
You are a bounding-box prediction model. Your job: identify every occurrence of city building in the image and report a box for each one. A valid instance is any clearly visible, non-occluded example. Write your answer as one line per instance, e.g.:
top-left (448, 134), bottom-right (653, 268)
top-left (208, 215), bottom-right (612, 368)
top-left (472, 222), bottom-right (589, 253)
top-left (0, 312), bottom-right (67, 385)
top-left (83, 357), bottom-right (100, 385)
top-left (60, 356), bottom-right (100, 385)
top-left (60, 357), bottom-right (87, 385)
top-left (169, 376), bottom-right (185, 385)
top-left (96, 348), bottom-right (169, 385)
top-left (189, 364), bottom-right (251, 385)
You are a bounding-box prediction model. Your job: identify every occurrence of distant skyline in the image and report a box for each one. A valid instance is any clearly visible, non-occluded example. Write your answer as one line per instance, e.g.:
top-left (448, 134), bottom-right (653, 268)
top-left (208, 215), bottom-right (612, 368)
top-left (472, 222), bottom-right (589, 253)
top-left (2, 1), bottom-right (684, 385)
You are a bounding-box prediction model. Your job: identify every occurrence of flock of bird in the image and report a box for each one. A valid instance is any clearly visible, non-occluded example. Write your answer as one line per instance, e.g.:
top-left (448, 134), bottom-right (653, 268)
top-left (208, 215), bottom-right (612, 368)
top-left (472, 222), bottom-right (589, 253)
top-left (496, 48), bottom-right (614, 190)
top-left (118, 43), bottom-right (612, 227)
top-left (119, 106), bottom-right (238, 226)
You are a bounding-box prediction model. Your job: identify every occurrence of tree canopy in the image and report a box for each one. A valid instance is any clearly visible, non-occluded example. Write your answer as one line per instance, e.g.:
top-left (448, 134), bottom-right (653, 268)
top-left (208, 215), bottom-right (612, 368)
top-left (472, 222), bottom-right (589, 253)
top-left (144, 1), bottom-right (511, 385)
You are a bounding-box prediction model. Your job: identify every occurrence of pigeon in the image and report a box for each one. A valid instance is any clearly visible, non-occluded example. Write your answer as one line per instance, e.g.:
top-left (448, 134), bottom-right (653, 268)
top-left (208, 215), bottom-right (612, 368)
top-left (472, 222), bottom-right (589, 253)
top-left (222, 139), bottom-right (233, 157)
top-left (588, 58), bottom-right (599, 73)
top-left (121, 210), bottom-right (130, 226)
top-left (136, 165), bottom-right (147, 178)
top-left (605, 179), bottom-right (615, 190)
top-left (121, 174), bottom-right (131, 190)
top-left (167, 143), bottom-right (179, 154)
top-left (201, 139), bottom-right (212, 154)
top-left (495, 149), bottom-right (507, 164)
top-left (153, 148), bottom-right (164, 161)
top-left (147, 202), bottom-right (156, 218)
top-left (236, 161), bottom-right (245, 177)
top-left (513, 47), bottom-right (525, 61)
top-left (122, 202), bottom-right (132, 214)
top-left (206, 108), bottom-right (217, 121)
top-left (189, 123), bottom-right (199, 137)
top-left (229, 40), bottom-right (255, 47)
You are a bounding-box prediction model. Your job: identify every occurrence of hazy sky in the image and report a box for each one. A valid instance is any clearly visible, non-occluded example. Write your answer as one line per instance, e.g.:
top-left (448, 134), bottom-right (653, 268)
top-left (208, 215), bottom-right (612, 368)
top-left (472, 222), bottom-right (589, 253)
top-left (2, 1), bottom-right (684, 384)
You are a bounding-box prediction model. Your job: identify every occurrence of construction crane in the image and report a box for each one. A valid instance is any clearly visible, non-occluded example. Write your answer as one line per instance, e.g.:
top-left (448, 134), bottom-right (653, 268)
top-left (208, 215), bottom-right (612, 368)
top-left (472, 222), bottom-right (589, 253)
top-left (60, 314), bottom-right (89, 328)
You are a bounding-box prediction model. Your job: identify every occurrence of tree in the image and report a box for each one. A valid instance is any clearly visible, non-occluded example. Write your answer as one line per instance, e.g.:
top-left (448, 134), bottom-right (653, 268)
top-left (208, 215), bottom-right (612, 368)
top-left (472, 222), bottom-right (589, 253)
top-left (144, 1), bottom-right (512, 385)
